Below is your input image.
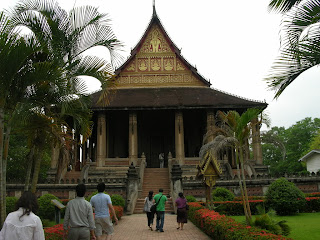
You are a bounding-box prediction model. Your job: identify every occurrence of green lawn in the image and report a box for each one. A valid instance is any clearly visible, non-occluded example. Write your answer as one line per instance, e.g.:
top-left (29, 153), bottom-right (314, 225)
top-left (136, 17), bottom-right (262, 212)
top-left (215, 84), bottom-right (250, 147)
top-left (230, 212), bottom-right (320, 240)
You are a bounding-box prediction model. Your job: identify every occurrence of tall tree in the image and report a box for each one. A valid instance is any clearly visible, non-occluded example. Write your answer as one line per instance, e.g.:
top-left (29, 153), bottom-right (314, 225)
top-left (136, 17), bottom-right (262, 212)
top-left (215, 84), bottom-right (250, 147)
top-left (0, 10), bottom-right (48, 226)
top-left (0, 0), bottom-right (122, 226)
top-left (262, 117), bottom-right (320, 175)
top-left (266, 0), bottom-right (320, 98)
top-left (200, 108), bottom-right (262, 224)
top-left (8, 0), bottom-right (122, 192)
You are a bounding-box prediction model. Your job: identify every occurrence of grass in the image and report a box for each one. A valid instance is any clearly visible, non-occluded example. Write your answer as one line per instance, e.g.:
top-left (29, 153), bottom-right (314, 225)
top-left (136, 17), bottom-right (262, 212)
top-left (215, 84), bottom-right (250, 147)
top-left (230, 212), bottom-right (320, 240)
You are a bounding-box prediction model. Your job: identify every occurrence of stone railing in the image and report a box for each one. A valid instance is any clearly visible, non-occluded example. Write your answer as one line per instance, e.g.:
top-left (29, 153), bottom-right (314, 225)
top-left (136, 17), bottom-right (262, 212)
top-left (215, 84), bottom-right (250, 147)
top-left (137, 153), bottom-right (146, 198)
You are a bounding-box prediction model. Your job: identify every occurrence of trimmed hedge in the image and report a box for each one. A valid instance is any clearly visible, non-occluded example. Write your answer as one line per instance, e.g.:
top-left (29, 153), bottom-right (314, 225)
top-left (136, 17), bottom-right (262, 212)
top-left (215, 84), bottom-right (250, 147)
top-left (186, 195), bottom-right (197, 202)
top-left (210, 197), bottom-right (320, 215)
top-left (6, 196), bottom-right (18, 214)
top-left (38, 194), bottom-right (61, 220)
top-left (266, 178), bottom-right (306, 215)
top-left (209, 200), bottom-right (265, 216)
top-left (188, 202), bottom-right (292, 240)
top-left (111, 194), bottom-right (125, 207)
top-left (212, 187), bottom-right (235, 202)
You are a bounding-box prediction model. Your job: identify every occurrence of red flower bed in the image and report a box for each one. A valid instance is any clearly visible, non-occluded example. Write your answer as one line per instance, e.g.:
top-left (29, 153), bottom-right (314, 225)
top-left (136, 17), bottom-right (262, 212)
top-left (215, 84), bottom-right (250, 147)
top-left (304, 197), bottom-right (320, 212)
top-left (188, 204), bottom-right (292, 240)
top-left (44, 224), bottom-right (64, 240)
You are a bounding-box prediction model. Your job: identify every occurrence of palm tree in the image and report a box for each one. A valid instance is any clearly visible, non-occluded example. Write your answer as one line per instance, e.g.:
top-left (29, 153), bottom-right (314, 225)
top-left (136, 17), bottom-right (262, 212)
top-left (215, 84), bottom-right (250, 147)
top-left (266, 0), bottom-right (320, 98)
top-left (0, 10), bottom-right (49, 226)
top-left (200, 108), bottom-right (262, 224)
top-left (8, 0), bottom-right (122, 191)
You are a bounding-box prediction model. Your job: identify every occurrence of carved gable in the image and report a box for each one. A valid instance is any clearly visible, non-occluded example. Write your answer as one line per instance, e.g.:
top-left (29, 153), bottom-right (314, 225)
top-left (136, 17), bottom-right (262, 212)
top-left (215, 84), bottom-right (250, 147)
top-left (117, 23), bottom-right (208, 88)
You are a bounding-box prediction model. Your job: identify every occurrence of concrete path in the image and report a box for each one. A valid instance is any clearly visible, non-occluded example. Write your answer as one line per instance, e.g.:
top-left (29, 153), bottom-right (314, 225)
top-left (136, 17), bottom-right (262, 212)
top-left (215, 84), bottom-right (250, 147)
top-left (112, 213), bottom-right (211, 240)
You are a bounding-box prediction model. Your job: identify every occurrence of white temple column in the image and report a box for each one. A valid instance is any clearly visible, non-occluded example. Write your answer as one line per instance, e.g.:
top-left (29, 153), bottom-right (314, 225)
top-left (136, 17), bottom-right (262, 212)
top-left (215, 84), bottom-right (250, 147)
top-left (96, 113), bottom-right (107, 167)
top-left (129, 112), bottom-right (138, 165)
top-left (175, 111), bottom-right (185, 165)
top-left (252, 117), bottom-right (263, 165)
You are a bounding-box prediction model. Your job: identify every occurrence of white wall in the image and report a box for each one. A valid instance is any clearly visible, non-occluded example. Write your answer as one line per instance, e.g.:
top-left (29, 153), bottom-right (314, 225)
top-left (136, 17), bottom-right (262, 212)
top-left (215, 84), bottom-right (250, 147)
top-left (306, 154), bottom-right (320, 173)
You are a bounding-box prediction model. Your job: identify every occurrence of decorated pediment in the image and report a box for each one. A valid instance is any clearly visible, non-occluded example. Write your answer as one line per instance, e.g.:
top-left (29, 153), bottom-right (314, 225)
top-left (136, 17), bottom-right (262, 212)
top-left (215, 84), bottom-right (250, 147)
top-left (116, 20), bottom-right (210, 88)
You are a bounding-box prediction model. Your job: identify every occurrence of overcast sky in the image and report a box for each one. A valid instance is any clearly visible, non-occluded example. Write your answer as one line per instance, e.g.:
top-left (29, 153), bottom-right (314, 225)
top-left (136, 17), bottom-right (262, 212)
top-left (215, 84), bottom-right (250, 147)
top-left (2, 0), bottom-right (320, 130)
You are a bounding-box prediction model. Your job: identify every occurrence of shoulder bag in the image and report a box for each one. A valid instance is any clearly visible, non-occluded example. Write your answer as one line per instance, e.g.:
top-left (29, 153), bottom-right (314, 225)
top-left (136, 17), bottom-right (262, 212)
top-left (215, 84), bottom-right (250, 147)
top-left (150, 195), bottom-right (163, 213)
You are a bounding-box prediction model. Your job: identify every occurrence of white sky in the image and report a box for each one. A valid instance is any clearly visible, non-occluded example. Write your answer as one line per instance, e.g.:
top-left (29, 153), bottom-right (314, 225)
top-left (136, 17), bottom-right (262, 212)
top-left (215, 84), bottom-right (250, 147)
top-left (2, 0), bottom-right (320, 129)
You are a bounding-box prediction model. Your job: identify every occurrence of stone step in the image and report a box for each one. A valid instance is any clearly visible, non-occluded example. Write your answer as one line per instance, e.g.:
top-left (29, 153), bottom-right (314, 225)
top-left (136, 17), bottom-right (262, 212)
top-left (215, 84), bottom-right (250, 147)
top-left (134, 168), bottom-right (173, 213)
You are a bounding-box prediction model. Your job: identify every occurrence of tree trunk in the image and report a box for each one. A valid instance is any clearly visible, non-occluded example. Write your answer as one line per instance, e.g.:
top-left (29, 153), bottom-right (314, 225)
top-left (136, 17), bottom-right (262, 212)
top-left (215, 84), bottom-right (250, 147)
top-left (1, 124), bottom-right (11, 225)
top-left (0, 107), bottom-right (5, 227)
top-left (24, 147), bottom-right (35, 191)
top-left (30, 149), bottom-right (43, 193)
top-left (235, 147), bottom-right (250, 223)
top-left (240, 147), bottom-right (252, 222)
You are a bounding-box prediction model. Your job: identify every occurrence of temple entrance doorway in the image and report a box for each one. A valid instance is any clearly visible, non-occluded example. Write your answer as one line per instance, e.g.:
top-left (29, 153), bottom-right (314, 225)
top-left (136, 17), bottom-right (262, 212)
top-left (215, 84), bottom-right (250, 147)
top-left (138, 110), bottom-right (174, 168)
top-left (150, 136), bottom-right (164, 168)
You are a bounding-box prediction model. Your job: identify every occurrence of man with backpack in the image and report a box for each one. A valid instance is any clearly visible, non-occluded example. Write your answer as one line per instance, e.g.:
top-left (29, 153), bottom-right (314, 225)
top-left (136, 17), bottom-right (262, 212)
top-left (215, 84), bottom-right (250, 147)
top-left (153, 188), bottom-right (167, 232)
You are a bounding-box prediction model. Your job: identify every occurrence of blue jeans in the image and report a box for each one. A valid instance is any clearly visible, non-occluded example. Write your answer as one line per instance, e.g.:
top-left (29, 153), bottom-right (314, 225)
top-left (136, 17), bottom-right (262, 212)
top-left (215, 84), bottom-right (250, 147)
top-left (156, 211), bottom-right (165, 231)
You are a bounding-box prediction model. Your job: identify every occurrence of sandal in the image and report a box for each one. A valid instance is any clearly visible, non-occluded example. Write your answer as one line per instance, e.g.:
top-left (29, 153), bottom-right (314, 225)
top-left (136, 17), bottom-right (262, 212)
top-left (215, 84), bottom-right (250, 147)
top-left (177, 227), bottom-right (180, 230)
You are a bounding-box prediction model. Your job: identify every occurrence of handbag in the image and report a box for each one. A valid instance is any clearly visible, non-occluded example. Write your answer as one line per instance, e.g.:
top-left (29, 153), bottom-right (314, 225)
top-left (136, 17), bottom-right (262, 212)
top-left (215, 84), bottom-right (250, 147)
top-left (143, 201), bottom-right (149, 212)
top-left (150, 195), bottom-right (163, 213)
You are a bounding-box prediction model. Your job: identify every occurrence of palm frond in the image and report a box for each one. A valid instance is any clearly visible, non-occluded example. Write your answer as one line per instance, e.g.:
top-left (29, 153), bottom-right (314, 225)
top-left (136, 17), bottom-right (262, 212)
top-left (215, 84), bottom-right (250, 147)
top-left (268, 0), bottom-right (302, 13)
top-left (266, 0), bottom-right (320, 98)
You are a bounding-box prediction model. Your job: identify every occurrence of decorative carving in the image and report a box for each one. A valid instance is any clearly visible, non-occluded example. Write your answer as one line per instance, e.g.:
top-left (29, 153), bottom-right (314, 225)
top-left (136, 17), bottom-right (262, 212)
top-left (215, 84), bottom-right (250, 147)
top-left (126, 61), bottom-right (135, 72)
top-left (150, 29), bottom-right (161, 52)
top-left (150, 58), bottom-right (161, 71)
top-left (164, 57), bottom-right (174, 71)
top-left (117, 74), bottom-right (202, 86)
top-left (138, 58), bottom-right (148, 71)
top-left (176, 59), bottom-right (185, 71)
top-left (140, 26), bottom-right (171, 53)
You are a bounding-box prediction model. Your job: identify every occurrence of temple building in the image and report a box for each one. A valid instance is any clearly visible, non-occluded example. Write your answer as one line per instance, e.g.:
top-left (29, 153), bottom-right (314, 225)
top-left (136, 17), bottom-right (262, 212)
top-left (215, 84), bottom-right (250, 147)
top-left (84, 6), bottom-right (267, 175)
top-left (55, 5), bottom-right (267, 212)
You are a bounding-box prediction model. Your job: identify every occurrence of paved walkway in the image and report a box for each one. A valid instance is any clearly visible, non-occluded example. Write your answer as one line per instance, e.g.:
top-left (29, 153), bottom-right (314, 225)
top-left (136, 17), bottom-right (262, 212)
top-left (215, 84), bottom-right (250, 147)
top-left (112, 213), bottom-right (211, 240)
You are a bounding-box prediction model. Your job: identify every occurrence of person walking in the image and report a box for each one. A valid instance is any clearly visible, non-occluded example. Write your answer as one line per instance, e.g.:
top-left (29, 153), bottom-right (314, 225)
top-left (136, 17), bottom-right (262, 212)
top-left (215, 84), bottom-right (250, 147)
top-left (90, 182), bottom-right (118, 240)
top-left (153, 188), bottom-right (167, 232)
top-left (175, 192), bottom-right (188, 230)
top-left (0, 191), bottom-right (45, 240)
top-left (144, 190), bottom-right (155, 230)
top-left (63, 183), bottom-right (96, 240)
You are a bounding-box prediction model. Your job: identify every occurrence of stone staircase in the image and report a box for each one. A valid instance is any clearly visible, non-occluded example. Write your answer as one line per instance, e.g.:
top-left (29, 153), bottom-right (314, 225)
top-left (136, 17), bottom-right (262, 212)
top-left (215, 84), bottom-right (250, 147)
top-left (63, 170), bottom-right (81, 181)
top-left (134, 168), bottom-right (174, 214)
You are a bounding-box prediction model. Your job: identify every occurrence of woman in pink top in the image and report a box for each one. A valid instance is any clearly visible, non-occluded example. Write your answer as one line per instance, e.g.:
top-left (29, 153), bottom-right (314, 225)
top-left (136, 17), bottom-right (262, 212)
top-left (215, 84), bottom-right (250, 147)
top-left (175, 192), bottom-right (188, 230)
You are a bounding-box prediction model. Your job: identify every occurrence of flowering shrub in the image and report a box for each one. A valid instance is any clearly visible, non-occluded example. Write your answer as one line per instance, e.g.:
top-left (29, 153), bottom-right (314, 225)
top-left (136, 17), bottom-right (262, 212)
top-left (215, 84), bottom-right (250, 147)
top-left (111, 206), bottom-right (124, 220)
top-left (188, 204), bottom-right (292, 240)
top-left (307, 192), bottom-right (320, 197)
top-left (44, 224), bottom-right (64, 240)
top-left (303, 197), bottom-right (320, 212)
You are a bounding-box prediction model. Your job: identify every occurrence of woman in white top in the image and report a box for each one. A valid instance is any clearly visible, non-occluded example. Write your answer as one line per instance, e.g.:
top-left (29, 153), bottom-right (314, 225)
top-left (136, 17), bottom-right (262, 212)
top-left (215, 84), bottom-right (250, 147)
top-left (0, 191), bottom-right (45, 240)
top-left (144, 190), bottom-right (155, 231)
